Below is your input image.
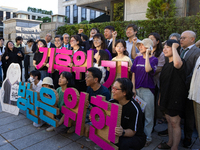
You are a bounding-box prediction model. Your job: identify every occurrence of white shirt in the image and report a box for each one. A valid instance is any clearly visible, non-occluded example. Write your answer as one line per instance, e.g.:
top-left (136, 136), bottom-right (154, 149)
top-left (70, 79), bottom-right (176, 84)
top-left (107, 38), bottom-right (113, 47)
top-left (32, 80), bottom-right (43, 92)
top-left (47, 42), bottom-right (51, 48)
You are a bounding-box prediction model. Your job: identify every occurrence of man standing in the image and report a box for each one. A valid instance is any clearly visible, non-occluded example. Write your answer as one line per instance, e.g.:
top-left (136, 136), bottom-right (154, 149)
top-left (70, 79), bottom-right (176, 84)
top-left (104, 26), bottom-right (116, 58)
top-left (62, 33), bottom-right (71, 50)
top-left (125, 24), bottom-right (140, 59)
top-left (45, 33), bottom-right (56, 48)
top-left (180, 30), bottom-right (200, 148)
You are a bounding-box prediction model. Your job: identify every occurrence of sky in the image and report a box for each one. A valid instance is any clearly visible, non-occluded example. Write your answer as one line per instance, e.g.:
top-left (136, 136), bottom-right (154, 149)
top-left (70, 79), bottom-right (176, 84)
top-left (0, 0), bottom-right (58, 14)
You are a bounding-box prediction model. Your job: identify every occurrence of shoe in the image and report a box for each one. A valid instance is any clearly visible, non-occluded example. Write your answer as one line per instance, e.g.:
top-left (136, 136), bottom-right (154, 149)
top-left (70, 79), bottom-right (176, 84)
top-left (158, 129), bottom-right (168, 137)
top-left (46, 126), bottom-right (55, 132)
top-left (145, 141), bottom-right (152, 147)
top-left (157, 142), bottom-right (171, 149)
top-left (33, 121), bottom-right (45, 128)
top-left (183, 138), bottom-right (192, 148)
top-left (67, 126), bottom-right (75, 134)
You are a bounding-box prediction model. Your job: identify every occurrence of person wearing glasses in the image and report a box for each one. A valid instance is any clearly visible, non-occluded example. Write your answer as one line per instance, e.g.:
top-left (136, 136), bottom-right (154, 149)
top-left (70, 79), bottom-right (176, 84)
top-left (110, 78), bottom-right (146, 150)
top-left (62, 33), bottom-right (71, 50)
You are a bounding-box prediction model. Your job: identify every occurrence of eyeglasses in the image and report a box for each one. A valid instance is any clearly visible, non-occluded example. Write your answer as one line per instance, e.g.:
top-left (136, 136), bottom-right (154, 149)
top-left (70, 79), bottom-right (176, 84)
top-left (111, 86), bottom-right (122, 91)
top-left (70, 40), bottom-right (76, 42)
top-left (85, 75), bottom-right (93, 79)
top-left (180, 37), bottom-right (186, 40)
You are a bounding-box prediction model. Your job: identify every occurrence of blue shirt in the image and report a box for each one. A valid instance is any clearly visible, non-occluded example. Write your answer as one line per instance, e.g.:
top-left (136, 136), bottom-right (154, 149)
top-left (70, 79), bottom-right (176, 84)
top-left (126, 38), bottom-right (140, 60)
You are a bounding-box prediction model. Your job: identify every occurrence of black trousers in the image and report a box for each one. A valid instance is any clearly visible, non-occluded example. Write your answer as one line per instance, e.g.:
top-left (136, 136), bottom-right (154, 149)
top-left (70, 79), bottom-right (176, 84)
top-left (184, 98), bottom-right (195, 139)
top-left (116, 135), bottom-right (146, 150)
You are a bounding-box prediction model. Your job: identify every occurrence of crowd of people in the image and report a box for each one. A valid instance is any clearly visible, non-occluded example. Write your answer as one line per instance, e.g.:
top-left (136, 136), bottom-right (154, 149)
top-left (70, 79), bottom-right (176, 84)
top-left (0, 24), bottom-right (200, 150)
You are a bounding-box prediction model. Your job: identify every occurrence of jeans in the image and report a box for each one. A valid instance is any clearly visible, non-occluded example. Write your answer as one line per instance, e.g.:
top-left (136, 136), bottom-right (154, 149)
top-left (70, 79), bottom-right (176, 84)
top-left (39, 70), bottom-right (49, 80)
top-left (136, 88), bottom-right (154, 142)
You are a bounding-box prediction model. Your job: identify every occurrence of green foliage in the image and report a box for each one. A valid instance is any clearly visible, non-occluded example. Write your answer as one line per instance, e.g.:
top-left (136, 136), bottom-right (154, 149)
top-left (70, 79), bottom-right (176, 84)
top-left (57, 15), bottom-right (200, 42)
top-left (37, 17), bottom-right (51, 23)
top-left (146, 0), bottom-right (176, 19)
top-left (113, 2), bottom-right (124, 21)
top-left (79, 20), bottom-right (89, 24)
top-left (27, 7), bottom-right (53, 15)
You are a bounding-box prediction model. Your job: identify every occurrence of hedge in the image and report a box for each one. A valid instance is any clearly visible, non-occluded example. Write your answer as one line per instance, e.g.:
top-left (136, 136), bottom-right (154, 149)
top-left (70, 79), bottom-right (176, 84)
top-left (57, 15), bottom-right (200, 42)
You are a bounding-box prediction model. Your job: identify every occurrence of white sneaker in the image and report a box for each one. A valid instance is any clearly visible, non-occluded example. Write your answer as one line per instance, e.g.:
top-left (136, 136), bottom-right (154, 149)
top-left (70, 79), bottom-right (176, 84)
top-left (33, 121), bottom-right (45, 128)
top-left (67, 126), bottom-right (75, 133)
top-left (46, 126), bottom-right (55, 132)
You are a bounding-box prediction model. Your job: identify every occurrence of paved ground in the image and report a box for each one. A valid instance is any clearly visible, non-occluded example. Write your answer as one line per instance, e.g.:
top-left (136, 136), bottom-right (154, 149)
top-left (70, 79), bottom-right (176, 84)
top-left (0, 103), bottom-right (200, 150)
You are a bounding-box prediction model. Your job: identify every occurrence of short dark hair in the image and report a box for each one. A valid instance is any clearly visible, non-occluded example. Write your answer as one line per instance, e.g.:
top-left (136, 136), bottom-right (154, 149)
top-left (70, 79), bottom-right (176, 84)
top-left (30, 70), bottom-right (41, 80)
top-left (81, 34), bottom-right (88, 41)
top-left (92, 33), bottom-right (107, 50)
top-left (0, 37), bottom-right (4, 41)
top-left (54, 35), bottom-right (63, 41)
top-left (115, 39), bottom-right (129, 56)
top-left (104, 26), bottom-right (115, 32)
top-left (91, 28), bottom-right (100, 33)
top-left (87, 67), bottom-right (102, 83)
top-left (15, 36), bottom-right (23, 42)
top-left (126, 24), bottom-right (138, 32)
top-left (60, 71), bottom-right (75, 87)
top-left (71, 35), bottom-right (82, 46)
top-left (116, 78), bottom-right (134, 100)
top-left (98, 50), bottom-right (109, 66)
top-left (165, 39), bottom-right (181, 55)
top-left (27, 39), bottom-right (34, 43)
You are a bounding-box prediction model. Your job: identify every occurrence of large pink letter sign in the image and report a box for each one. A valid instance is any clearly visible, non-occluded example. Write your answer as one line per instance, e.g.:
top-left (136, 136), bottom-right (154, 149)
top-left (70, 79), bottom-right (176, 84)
top-left (61, 88), bottom-right (88, 136)
top-left (89, 95), bottom-right (122, 150)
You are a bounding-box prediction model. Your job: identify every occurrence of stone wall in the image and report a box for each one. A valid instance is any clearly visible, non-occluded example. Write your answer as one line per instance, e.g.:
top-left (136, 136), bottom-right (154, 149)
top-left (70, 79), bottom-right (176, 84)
top-left (3, 18), bottom-right (42, 44)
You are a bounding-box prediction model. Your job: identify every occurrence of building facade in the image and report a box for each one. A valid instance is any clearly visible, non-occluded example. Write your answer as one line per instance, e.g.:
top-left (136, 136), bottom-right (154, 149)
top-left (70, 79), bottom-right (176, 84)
top-left (76, 0), bottom-right (199, 21)
top-left (0, 6), bottom-right (51, 38)
top-left (58, 0), bottom-right (104, 24)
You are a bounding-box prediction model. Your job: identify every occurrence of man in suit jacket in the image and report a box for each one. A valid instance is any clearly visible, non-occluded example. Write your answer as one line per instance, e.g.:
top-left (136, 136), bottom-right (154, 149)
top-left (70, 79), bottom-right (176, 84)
top-left (180, 30), bottom-right (200, 148)
top-left (62, 33), bottom-right (71, 50)
top-left (0, 37), bottom-right (5, 85)
top-left (104, 26), bottom-right (116, 58)
top-left (45, 33), bottom-right (56, 48)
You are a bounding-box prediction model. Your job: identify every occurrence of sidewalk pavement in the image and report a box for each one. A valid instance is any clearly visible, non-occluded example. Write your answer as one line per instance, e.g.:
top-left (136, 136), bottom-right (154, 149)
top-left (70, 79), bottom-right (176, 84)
top-left (0, 104), bottom-right (199, 150)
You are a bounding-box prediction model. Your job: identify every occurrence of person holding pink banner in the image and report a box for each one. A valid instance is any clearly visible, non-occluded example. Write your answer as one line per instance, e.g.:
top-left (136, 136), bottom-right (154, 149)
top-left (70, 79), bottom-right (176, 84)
top-left (46, 71), bottom-right (75, 132)
top-left (131, 38), bottom-right (158, 147)
top-left (110, 78), bottom-right (146, 150)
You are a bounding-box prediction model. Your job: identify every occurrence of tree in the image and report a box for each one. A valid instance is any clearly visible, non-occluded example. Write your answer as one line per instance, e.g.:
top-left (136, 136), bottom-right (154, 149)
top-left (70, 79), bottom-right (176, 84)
top-left (146, 0), bottom-right (176, 19)
top-left (32, 8), bottom-right (37, 13)
top-left (113, 2), bottom-right (124, 21)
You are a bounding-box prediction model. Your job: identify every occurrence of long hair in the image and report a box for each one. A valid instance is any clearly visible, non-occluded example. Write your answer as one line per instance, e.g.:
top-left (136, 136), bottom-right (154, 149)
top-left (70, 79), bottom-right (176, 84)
top-left (98, 50), bottom-right (109, 66)
top-left (92, 33), bottom-right (107, 50)
top-left (148, 32), bottom-right (163, 57)
top-left (60, 71), bottom-right (75, 87)
top-left (5, 41), bottom-right (17, 54)
top-left (115, 39), bottom-right (129, 56)
top-left (36, 39), bottom-right (47, 53)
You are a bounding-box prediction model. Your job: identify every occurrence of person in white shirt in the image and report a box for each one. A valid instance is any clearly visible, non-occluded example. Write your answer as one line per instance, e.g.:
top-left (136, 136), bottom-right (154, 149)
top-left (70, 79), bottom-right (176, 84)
top-left (29, 70), bottom-right (42, 92)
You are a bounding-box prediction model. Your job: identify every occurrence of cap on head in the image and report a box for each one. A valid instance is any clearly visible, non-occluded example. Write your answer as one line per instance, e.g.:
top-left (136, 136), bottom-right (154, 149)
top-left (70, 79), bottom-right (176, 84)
top-left (136, 38), bottom-right (153, 50)
top-left (42, 77), bottom-right (54, 86)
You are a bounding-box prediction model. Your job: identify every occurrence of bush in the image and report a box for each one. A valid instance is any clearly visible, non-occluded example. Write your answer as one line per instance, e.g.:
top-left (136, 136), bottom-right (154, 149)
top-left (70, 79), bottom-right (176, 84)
top-left (57, 15), bottom-right (200, 41)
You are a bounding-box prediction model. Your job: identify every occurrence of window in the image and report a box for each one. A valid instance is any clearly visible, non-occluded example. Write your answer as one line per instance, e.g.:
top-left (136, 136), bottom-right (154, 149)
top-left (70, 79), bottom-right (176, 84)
top-left (6, 12), bottom-right (10, 20)
top-left (32, 15), bottom-right (36, 20)
top-left (0, 28), bottom-right (3, 38)
top-left (65, 6), bottom-right (70, 23)
top-left (21, 14), bottom-right (27, 19)
top-left (38, 16), bottom-right (41, 19)
top-left (73, 5), bottom-right (78, 24)
top-left (90, 10), bottom-right (96, 21)
top-left (0, 11), bottom-right (3, 26)
top-left (13, 13), bottom-right (17, 18)
top-left (81, 8), bottom-right (86, 21)
top-left (28, 15), bottom-right (30, 19)
top-left (100, 12), bottom-right (104, 15)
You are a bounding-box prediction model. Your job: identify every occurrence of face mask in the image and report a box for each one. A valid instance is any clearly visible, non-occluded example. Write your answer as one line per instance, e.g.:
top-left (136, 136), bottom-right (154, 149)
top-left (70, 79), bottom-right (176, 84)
top-left (29, 77), bottom-right (35, 83)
